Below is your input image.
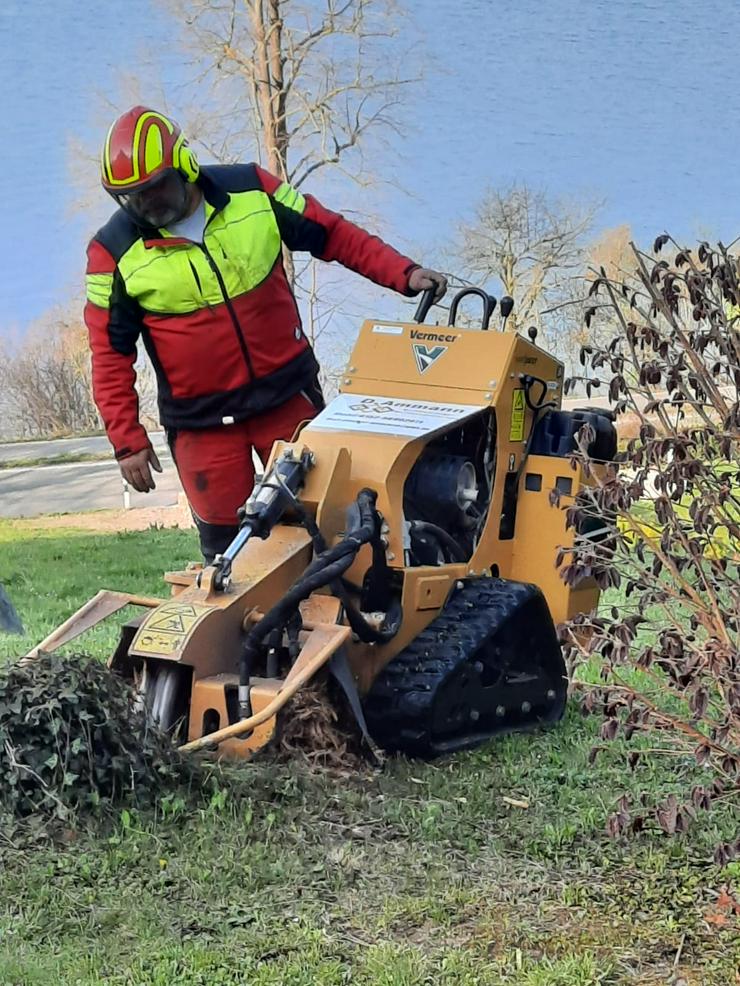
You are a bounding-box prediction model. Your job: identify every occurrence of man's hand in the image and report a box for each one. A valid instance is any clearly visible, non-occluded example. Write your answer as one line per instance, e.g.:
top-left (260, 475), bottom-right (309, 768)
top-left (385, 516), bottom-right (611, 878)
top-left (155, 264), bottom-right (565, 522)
top-left (408, 267), bottom-right (448, 302)
top-left (119, 447), bottom-right (163, 493)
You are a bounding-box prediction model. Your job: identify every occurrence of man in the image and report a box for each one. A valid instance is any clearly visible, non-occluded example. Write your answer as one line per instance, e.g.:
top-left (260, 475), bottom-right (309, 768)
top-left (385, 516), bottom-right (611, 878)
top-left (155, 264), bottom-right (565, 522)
top-left (85, 106), bottom-right (447, 562)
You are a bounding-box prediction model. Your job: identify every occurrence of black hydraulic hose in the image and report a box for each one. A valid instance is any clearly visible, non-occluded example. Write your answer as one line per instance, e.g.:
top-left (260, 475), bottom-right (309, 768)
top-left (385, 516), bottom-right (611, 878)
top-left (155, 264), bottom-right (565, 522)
top-left (342, 592), bottom-right (401, 645)
top-left (301, 487), bottom-right (378, 578)
top-left (522, 373), bottom-right (558, 413)
top-left (410, 521), bottom-right (467, 563)
top-left (295, 502), bottom-right (329, 554)
top-left (302, 502), bottom-right (401, 644)
top-left (238, 547), bottom-right (359, 699)
top-left (265, 627), bottom-right (281, 678)
top-left (286, 611), bottom-right (302, 664)
top-left (276, 486), bottom-right (401, 645)
top-left (238, 490), bottom-right (379, 708)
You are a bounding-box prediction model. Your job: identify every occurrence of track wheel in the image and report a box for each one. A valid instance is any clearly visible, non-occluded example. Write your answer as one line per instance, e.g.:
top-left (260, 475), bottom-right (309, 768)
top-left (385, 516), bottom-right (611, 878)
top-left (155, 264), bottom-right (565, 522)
top-left (363, 577), bottom-right (568, 758)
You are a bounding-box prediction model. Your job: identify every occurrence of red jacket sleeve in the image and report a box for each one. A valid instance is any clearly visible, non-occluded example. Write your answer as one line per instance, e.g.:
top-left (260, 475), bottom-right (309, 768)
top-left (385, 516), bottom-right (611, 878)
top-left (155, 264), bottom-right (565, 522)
top-left (84, 240), bottom-right (149, 460)
top-left (255, 165), bottom-right (419, 295)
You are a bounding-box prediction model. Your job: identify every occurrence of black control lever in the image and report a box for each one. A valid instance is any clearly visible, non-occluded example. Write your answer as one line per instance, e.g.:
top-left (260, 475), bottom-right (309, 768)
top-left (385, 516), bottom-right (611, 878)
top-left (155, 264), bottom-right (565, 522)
top-left (413, 287), bottom-right (437, 324)
top-left (500, 295), bottom-right (514, 331)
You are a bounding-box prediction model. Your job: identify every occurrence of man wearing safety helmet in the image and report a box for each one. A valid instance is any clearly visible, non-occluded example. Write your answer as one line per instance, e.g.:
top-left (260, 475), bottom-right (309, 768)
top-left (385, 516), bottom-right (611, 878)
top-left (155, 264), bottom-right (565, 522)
top-left (85, 106), bottom-right (447, 561)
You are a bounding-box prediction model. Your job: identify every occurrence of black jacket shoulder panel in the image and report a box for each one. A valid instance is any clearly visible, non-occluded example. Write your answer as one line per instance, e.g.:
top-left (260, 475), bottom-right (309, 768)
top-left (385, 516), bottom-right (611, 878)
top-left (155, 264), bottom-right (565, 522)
top-left (271, 199), bottom-right (327, 256)
top-left (199, 163), bottom-right (261, 196)
top-left (93, 209), bottom-right (140, 263)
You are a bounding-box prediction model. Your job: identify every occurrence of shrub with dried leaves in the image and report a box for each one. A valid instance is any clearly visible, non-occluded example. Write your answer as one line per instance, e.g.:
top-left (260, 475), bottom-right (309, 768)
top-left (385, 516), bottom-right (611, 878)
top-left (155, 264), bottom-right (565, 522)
top-left (561, 235), bottom-right (739, 860)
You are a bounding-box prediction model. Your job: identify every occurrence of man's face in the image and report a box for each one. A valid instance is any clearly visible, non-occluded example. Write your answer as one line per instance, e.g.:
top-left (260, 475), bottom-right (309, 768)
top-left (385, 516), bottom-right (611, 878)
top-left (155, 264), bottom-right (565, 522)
top-left (114, 170), bottom-right (189, 228)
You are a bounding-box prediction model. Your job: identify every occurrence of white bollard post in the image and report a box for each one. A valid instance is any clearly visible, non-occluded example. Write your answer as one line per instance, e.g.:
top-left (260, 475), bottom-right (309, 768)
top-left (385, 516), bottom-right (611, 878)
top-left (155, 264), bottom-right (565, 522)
top-left (122, 479), bottom-right (131, 510)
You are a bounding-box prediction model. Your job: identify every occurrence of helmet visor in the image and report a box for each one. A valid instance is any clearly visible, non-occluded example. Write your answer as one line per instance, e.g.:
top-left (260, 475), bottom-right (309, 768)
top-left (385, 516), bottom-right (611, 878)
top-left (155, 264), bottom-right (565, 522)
top-left (112, 170), bottom-right (189, 228)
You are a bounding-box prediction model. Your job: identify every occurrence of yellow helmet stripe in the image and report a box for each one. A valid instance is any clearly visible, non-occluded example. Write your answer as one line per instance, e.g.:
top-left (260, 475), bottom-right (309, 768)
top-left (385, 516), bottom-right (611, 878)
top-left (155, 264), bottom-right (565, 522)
top-left (144, 122), bottom-right (165, 175)
top-left (101, 121), bottom-right (117, 186)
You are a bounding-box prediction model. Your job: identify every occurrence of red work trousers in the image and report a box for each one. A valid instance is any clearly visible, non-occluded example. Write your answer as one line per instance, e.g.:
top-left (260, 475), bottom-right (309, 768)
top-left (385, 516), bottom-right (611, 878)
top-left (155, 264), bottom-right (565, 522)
top-left (169, 392), bottom-right (319, 562)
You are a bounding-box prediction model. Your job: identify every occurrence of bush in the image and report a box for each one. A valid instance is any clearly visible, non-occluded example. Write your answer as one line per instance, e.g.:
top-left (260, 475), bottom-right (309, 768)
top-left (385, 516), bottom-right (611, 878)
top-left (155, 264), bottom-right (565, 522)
top-left (561, 236), bottom-right (739, 859)
top-left (0, 306), bottom-right (160, 440)
top-left (0, 313), bottom-right (100, 439)
top-left (0, 653), bottom-right (197, 822)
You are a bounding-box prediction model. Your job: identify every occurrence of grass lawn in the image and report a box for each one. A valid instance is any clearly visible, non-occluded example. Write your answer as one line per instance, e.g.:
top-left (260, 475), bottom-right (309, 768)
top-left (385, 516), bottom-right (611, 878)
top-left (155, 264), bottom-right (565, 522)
top-left (0, 519), bottom-right (738, 985)
top-left (0, 452), bottom-right (113, 471)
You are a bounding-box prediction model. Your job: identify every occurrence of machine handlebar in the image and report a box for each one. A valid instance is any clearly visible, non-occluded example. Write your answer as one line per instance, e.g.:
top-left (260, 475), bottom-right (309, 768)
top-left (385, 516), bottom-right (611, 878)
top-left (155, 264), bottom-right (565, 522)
top-left (448, 288), bottom-right (497, 330)
top-left (414, 286), bottom-right (501, 330)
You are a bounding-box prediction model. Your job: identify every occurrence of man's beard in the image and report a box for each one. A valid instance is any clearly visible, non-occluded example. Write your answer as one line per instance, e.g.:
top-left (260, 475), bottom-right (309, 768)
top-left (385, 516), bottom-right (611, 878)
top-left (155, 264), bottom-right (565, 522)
top-left (116, 172), bottom-right (191, 228)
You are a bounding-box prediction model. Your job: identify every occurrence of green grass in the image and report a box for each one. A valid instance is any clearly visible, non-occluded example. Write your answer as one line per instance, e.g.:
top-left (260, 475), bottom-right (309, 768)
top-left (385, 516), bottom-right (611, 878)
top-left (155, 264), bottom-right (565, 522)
top-left (0, 451), bottom-right (113, 470)
top-left (0, 520), bottom-right (198, 658)
top-left (0, 428), bottom-right (107, 446)
top-left (0, 520), bottom-right (738, 985)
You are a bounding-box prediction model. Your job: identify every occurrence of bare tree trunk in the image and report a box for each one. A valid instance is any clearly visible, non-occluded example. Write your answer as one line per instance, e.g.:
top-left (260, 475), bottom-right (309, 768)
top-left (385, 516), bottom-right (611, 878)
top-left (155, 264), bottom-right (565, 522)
top-left (249, 0), bottom-right (283, 178)
top-left (248, 0), bottom-right (298, 284)
top-left (266, 0), bottom-right (288, 175)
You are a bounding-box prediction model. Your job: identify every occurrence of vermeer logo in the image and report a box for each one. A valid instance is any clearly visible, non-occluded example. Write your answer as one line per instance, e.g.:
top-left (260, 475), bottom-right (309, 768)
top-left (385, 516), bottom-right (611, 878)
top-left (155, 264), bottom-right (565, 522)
top-left (412, 343), bottom-right (448, 374)
top-left (410, 330), bottom-right (458, 343)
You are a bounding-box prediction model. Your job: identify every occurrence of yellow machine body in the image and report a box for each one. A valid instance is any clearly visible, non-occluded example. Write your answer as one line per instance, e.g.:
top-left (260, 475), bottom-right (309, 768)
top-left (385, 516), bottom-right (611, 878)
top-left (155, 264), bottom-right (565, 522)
top-left (31, 301), bottom-right (610, 759)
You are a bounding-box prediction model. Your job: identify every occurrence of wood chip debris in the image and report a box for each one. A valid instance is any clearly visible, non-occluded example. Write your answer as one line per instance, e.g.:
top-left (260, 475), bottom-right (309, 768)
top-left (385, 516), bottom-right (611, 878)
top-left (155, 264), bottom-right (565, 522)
top-left (502, 796), bottom-right (530, 809)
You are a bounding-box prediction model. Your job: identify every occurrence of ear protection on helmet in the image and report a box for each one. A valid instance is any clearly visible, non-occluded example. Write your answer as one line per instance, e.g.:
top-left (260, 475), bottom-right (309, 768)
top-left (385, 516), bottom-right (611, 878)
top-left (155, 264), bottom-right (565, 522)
top-left (173, 135), bottom-right (200, 183)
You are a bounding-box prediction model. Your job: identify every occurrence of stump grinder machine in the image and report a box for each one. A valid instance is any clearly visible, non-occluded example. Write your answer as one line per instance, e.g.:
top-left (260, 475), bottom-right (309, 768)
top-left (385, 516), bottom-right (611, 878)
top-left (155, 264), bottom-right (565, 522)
top-left (27, 288), bottom-right (616, 759)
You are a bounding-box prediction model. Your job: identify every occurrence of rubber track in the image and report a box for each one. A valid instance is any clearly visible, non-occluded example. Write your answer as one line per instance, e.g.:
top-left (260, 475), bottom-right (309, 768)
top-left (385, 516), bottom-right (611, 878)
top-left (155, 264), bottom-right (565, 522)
top-left (363, 577), bottom-right (566, 757)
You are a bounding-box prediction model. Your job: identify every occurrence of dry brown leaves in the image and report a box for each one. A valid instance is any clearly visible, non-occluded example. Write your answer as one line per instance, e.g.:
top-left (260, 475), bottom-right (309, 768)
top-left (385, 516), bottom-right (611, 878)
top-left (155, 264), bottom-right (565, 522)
top-left (270, 677), bottom-right (374, 772)
top-left (703, 887), bottom-right (740, 929)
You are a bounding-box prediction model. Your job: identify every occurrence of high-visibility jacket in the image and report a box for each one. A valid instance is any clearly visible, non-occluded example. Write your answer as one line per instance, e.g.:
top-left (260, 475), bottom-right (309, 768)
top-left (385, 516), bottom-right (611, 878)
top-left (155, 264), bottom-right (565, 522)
top-left (84, 164), bottom-right (419, 459)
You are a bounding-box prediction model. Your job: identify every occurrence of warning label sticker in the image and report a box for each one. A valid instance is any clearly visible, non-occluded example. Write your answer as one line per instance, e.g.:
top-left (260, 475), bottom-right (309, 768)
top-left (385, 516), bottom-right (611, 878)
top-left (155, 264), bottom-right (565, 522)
top-left (509, 389), bottom-right (526, 442)
top-left (307, 393), bottom-right (482, 439)
top-left (133, 602), bottom-right (211, 656)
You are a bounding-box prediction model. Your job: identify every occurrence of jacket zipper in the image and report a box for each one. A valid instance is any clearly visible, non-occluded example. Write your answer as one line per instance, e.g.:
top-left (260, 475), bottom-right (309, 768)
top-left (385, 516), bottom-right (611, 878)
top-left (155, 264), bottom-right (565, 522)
top-left (198, 241), bottom-right (256, 381)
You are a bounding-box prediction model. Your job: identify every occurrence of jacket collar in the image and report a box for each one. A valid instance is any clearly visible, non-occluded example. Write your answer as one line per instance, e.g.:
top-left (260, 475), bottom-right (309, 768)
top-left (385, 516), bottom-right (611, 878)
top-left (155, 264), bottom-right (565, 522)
top-left (197, 167), bottom-right (230, 213)
top-left (141, 168), bottom-right (231, 248)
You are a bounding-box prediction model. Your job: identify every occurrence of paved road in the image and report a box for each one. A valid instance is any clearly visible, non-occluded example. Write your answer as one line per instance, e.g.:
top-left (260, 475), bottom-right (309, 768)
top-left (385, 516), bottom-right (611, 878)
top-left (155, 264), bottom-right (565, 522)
top-left (0, 397), bottom-right (606, 466)
top-left (0, 456), bottom-right (181, 518)
top-left (561, 395), bottom-right (613, 411)
top-left (0, 432), bottom-right (167, 464)
top-left (0, 390), bottom-right (643, 520)
top-left (0, 399), bottom-right (607, 520)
